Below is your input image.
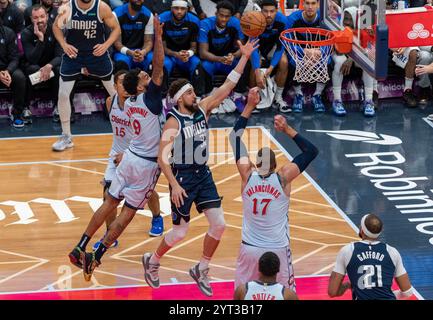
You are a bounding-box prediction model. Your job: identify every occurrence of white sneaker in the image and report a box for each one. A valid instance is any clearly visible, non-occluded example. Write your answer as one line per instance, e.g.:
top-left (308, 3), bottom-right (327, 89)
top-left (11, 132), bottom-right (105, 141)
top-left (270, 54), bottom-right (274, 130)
top-left (273, 96), bottom-right (292, 113)
top-left (52, 134), bottom-right (74, 151)
top-left (427, 114), bottom-right (433, 121)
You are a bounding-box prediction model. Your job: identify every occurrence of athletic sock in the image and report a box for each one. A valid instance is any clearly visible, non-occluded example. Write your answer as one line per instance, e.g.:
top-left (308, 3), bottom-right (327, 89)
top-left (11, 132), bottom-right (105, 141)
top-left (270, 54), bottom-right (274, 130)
top-left (314, 82), bottom-right (326, 96)
top-left (405, 77), bottom-right (414, 91)
top-left (294, 85), bottom-right (302, 95)
top-left (199, 255), bottom-right (211, 271)
top-left (275, 86), bottom-right (284, 100)
top-left (150, 252), bottom-right (161, 264)
top-left (77, 234), bottom-right (90, 251)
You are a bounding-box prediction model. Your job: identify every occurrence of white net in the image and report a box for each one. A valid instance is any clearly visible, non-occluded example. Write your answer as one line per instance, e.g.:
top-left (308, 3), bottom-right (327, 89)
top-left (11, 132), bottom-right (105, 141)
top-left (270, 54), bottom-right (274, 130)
top-left (281, 28), bottom-right (334, 83)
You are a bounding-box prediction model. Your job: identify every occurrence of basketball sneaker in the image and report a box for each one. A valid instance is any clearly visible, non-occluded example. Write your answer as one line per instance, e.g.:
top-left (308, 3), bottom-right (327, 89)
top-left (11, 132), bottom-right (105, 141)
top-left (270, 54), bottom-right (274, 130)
top-left (362, 100), bottom-right (375, 117)
top-left (52, 134), bottom-right (74, 151)
top-left (418, 87), bottom-right (431, 105)
top-left (312, 94), bottom-right (325, 113)
top-left (189, 263), bottom-right (213, 297)
top-left (12, 116), bottom-right (24, 128)
top-left (83, 251), bottom-right (100, 282)
top-left (142, 252), bottom-right (160, 288)
top-left (149, 215), bottom-right (164, 237)
top-left (292, 94), bottom-right (304, 113)
top-left (403, 89), bottom-right (417, 108)
top-left (332, 100), bottom-right (346, 116)
top-left (92, 239), bottom-right (119, 251)
top-left (22, 108), bottom-right (32, 124)
top-left (68, 246), bottom-right (85, 269)
top-left (273, 96), bottom-right (291, 113)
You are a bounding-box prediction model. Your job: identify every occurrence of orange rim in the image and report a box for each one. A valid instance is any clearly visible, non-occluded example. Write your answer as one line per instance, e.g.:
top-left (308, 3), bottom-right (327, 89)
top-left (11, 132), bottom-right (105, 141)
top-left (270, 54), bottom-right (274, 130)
top-left (280, 28), bottom-right (336, 47)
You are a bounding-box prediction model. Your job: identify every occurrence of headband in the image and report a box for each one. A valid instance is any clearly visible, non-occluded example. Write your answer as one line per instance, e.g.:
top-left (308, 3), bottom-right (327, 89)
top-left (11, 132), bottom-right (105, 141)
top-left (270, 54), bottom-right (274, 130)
top-left (173, 83), bottom-right (193, 103)
top-left (361, 214), bottom-right (381, 239)
top-left (171, 1), bottom-right (188, 8)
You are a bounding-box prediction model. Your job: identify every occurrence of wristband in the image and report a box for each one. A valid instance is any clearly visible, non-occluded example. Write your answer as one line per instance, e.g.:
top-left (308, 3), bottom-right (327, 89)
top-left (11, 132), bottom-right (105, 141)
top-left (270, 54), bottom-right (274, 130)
top-left (187, 50), bottom-right (194, 57)
top-left (227, 70), bottom-right (241, 84)
top-left (120, 46), bottom-right (130, 55)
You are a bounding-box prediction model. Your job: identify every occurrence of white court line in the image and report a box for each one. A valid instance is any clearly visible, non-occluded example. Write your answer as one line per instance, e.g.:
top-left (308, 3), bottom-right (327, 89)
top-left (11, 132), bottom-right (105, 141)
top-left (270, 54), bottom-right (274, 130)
top-left (39, 270), bottom-right (83, 291)
top-left (313, 262), bottom-right (335, 275)
top-left (95, 270), bottom-right (148, 284)
top-left (91, 160), bottom-right (109, 165)
top-left (0, 260), bottom-right (42, 265)
top-left (292, 245), bottom-right (329, 264)
top-left (0, 249), bottom-right (47, 261)
top-left (0, 158), bottom-right (110, 167)
top-left (47, 162), bottom-right (104, 175)
top-left (167, 233), bottom-right (207, 253)
top-left (0, 259), bottom-right (49, 285)
top-left (290, 209), bottom-right (346, 222)
top-left (290, 198), bottom-right (333, 208)
top-left (290, 224), bottom-right (359, 240)
top-left (291, 183), bottom-right (312, 195)
top-left (111, 214), bottom-right (206, 259)
top-left (422, 117), bottom-right (433, 129)
top-left (290, 237), bottom-right (328, 246)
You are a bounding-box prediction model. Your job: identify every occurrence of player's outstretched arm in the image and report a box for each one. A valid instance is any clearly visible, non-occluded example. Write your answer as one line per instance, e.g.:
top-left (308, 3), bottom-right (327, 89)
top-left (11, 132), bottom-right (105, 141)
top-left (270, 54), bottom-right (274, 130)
top-left (233, 284), bottom-right (246, 300)
top-left (328, 271), bottom-right (351, 297)
top-left (200, 38), bottom-right (259, 115)
top-left (229, 88), bottom-right (260, 188)
top-left (275, 115), bottom-right (318, 190)
top-left (157, 117), bottom-right (188, 209)
top-left (151, 14), bottom-right (164, 86)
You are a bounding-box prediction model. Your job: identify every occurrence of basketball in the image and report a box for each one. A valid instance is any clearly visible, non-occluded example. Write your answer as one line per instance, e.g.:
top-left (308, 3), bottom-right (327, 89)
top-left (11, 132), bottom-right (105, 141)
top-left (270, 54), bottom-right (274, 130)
top-left (240, 11), bottom-right (266, 38)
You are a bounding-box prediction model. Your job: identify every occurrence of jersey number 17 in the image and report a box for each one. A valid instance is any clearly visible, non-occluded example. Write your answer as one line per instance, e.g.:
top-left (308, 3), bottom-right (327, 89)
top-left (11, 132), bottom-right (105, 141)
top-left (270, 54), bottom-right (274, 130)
top-left (252, 198), bottom-right (272, 216)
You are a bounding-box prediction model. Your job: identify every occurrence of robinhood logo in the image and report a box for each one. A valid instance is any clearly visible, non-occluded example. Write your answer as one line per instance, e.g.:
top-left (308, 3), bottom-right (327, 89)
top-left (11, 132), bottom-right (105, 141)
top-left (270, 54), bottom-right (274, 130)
top-left (306, 130), bottom-right (402, 145)
top-left (309, 129), bottom-right (433, 246)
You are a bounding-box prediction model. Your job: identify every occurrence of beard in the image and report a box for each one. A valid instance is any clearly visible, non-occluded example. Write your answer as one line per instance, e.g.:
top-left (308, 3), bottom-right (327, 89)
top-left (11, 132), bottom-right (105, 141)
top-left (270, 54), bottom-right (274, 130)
top-left (184, 102), bottom-right (199, 113)
top-left (131, 3), bottom-right (142, 11)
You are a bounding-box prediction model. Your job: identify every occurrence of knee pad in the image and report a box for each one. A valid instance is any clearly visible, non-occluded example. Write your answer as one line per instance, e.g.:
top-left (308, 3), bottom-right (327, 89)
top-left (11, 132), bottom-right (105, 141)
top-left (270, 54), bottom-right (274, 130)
top-left (204, 207), bottom-right (225, 241)
top-left (164, 218), bottom-right (189, 247)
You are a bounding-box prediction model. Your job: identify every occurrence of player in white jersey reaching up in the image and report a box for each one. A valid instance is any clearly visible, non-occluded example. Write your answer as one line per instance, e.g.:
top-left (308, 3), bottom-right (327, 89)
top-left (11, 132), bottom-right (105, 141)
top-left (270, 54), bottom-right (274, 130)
top-left (229, 103), bottom-right (319, 290)
top-left (234, 252), bottom-right (298, 300)
top-left (68, 15), bottom-right (165, 282)
top-left (91, 69), bottom-right (164, 252)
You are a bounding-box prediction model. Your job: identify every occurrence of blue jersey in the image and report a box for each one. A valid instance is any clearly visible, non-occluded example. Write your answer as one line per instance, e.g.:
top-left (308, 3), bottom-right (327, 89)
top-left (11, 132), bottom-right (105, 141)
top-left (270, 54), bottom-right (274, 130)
top-left (250, 11), bottom-right (288, 70)
top-left (114, 4), bottom-right (153, 49)
top-left (66, 0), bottom-right (106, 54)
top-left (167, 106), bottom-right (209, 170)
top-left (342, 241), bottom-right (402, 300)
top-left (198, 16), bottom-right (244, 57)
top-left (159, 11), bottom-right (200, 51)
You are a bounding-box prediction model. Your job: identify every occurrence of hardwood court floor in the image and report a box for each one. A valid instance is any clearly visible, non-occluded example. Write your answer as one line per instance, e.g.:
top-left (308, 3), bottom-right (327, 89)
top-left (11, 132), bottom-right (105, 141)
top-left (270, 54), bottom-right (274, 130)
top-left (0, 128), bottom-right (358, 294)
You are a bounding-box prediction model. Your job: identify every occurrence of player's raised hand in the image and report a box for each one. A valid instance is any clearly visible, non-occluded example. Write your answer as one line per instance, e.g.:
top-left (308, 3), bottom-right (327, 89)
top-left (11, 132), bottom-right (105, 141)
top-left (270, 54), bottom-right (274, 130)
top-left (238, 38), bottom-right (259, 58)
top-left (274, 115), bottom-right (297, 138)
top-left (171, 184), bottom-right (188, 208)
top-left (154, 14), bottom-right (164, 39)
top-left (246, 87), bottom-right (260, 109)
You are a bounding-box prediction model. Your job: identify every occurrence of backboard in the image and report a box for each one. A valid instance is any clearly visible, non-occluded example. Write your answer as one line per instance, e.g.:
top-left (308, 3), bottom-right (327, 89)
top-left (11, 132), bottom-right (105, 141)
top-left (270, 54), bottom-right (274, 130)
top-left (320, 0), bottom-right (389, 80)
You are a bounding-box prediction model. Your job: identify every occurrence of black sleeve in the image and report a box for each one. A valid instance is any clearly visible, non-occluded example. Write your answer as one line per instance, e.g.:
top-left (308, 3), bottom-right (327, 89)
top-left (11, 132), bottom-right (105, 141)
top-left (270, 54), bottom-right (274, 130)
top-left (191, 0), bottom-right (204, 16)
top-left (144, 80), bottom-right (163, 115)
top-left (6, 29), bottom-right (19, 74)
top-left (291, 134), bottom-right (319, 172)
top-left (21, 28), bottom-right (45, 65)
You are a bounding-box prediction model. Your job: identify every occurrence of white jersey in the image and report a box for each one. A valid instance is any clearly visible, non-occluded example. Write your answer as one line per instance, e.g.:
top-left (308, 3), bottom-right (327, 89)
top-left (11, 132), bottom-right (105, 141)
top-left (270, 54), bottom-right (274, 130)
top-left (241, 171), bottom-right (290, 248)
top-left (109, 94), bottom-right (133, 157)
top-left (244, 281), bottom-right (285, 300)
top-left (125, 93), bottom-right (164, 158)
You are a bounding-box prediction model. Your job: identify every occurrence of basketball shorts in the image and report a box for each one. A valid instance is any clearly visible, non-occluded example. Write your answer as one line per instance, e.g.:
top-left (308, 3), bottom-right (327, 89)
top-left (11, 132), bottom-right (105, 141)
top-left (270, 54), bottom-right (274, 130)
top-left (170, 165), bottom-right (221, 225)
top-left (108, 149), bottom-right (160, 210)
top-left (104, 156), bottom-right (117, 184)
top-left (235, 243), bottom-right (296, 291)
top-left (60, 51), bottom-right (113, 81)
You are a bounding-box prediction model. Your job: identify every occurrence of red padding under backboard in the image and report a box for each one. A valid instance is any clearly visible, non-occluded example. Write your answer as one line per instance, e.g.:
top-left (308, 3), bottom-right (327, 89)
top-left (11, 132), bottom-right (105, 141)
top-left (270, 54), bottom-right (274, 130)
top-left (386, 6), bottom-right (433, 48)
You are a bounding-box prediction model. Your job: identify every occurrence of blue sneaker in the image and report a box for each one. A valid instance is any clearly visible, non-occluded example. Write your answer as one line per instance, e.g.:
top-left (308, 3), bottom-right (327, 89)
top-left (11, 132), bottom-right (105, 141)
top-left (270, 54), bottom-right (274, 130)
top-left (233, 93), bottom-right (246, 113)
top-left (12, 117), bottom-right (24, 128)
top-left (363, 100), bottom-right (375, 117)
top-left (292, 94), bottom-right (304, 113)
top-left (312, 94), bottom-right (325, 113)
top-left (149, 215), bottom-right (164, 237)
top-left (332, 100), bottom-right (346, 116)
top-left (92, 239), bottom-right (119, 251)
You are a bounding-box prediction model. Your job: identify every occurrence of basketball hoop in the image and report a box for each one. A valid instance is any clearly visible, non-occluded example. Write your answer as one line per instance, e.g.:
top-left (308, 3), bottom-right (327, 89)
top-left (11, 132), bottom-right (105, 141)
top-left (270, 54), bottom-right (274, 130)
top-left (280, 27), bottom-right (352, 83)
